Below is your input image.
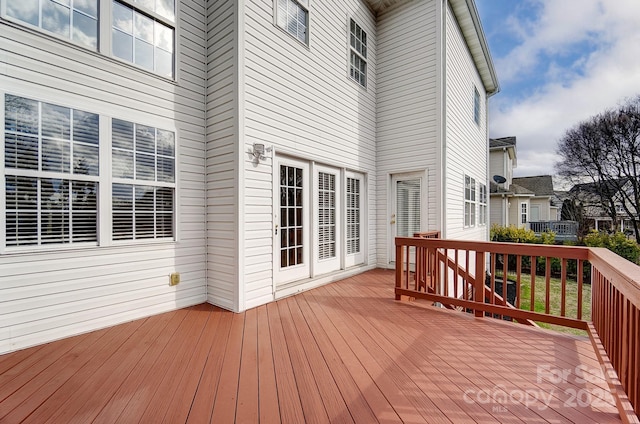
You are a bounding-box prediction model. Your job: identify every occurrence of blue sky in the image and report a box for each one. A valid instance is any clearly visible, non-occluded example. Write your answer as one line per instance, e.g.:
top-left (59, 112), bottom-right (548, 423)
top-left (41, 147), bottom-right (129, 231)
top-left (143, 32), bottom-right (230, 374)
top-left (475, 0), bottom-right (640, 180)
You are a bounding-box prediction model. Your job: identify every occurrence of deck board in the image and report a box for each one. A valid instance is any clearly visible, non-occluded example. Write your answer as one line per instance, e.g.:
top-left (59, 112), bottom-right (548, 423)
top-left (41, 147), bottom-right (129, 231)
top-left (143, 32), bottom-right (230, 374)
top-left (0, 269), bottom-right (629, 423)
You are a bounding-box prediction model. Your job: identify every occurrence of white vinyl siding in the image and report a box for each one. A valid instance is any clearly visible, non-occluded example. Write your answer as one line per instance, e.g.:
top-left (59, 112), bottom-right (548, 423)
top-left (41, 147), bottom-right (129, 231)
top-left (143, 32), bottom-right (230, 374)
top-left (444, 2), bottom-right (488, 241)
top-left (205, 0), bottom-right (237, 311)
top-left (0, 0), bottom-right (206, 355)
top-left (243, 0), bottom-right (376, 307)
top-left (376, 0), bottom-right (438, 265)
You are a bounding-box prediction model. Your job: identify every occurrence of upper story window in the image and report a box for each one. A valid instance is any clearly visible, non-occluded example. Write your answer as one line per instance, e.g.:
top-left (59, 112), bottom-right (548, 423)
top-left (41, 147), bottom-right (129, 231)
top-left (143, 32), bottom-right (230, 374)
top-left (112, 0), bottom-right (174, 78)
top-left (3, 0), bottom-right (175, 78)
top-left (473, 86), bottom-right (481, 125)
top-left (349, 18), bottom-right (367, 88)
top-left (464, 175), bottom-right (476, 227)
top-left (276, 0), bottom-right (308, 45)
top-left (521, 203), bottom-right (528, 224)
top-left (6, 0), bottom-right (98, 48)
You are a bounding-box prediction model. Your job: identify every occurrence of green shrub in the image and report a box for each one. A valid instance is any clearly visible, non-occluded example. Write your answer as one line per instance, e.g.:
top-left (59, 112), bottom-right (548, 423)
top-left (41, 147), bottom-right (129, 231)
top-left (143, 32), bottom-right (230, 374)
top-left (584, 231), bottom-right (640, 264)
top-left (490, 224), bottom-right (537, 243)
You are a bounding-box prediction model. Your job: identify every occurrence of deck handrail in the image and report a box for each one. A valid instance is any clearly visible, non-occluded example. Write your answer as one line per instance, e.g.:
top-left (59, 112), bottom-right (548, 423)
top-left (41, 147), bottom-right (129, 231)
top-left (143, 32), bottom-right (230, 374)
top-left (395, 236), bottom-right (640, 420)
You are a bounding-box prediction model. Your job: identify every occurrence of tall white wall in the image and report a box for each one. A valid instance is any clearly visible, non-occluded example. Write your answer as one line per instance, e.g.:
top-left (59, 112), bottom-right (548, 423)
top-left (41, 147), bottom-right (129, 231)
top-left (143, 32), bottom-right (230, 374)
top-left (444, 3), bottom-right (488, 241)
top-left (206, 0), bottom-right (239, 311)
top-left (0, 0), bottom-right (208, 354)
top-left (240, 0), bottom-right (378, 309)
top-left (375, 0), bottom-right (440, 267)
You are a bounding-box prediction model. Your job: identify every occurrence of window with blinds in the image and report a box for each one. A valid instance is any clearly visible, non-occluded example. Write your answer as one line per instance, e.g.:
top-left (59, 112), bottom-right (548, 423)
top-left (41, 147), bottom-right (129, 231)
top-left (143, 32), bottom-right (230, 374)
top-left (4, 95), bottom-right (99, 246)
top-left (276, 0), bottom-right (308, 45)
top-left (396, 179), bottom-right (421, 237)
top-left (346, 176), bottom-right (360, 255)
top-left (318, 171), bottom-right (336, 260)
top-left (112, 119), bottom-right (175, 240)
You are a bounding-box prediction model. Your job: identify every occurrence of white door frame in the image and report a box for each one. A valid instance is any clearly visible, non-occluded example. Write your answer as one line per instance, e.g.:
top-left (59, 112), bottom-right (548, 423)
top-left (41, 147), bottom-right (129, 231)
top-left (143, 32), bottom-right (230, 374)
top-left (389, 171), bottom-right (427, 264)
top-left (273, 156), bottom-right (311, 286)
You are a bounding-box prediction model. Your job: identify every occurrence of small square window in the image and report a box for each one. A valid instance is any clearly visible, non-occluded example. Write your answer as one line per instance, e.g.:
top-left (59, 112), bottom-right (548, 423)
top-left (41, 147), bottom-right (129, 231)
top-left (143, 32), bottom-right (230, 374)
top-left (276, 0), bottom-right (308, 45)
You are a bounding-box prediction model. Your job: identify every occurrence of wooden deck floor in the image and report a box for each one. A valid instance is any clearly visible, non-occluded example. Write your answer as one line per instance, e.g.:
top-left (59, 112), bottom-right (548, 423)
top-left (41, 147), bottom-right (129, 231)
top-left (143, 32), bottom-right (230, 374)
top-left (0, 269), bottom-right (624, 423)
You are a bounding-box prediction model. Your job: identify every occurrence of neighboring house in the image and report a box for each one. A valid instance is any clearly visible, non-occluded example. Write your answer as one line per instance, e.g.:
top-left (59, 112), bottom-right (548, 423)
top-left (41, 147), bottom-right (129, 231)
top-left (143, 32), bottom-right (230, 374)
top-left (0, 0), bottom-right (498, 354)
top-left (568, 180), bottom-right (639, 233)
top-left (512, 175), bottom-right (559, 222)
top-left (489, 137), bottom-right (558, 228)
top-left (489, 136), bottom-right (531, 227)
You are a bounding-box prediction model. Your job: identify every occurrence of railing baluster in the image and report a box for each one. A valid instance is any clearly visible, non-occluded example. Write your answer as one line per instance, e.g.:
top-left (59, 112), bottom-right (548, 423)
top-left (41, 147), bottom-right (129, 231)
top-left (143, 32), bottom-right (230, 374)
top-left (561, 258), bottom-right (567, 317)
top-left (577, 259), bottom-right (583, 320)
top-left (545, 257), bottom-right (551, 315)
top-left (516, 255), bottom-right (522, 309)
top-left (530, 256), bottom-right (536, 312)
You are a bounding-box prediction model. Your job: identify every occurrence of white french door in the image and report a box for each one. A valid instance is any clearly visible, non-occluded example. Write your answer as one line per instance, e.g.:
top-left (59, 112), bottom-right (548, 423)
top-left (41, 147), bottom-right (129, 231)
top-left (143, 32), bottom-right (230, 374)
top-left (275, 158), bottom-right (310, 285)
top-left (390, 173), bottom-right (423, 263)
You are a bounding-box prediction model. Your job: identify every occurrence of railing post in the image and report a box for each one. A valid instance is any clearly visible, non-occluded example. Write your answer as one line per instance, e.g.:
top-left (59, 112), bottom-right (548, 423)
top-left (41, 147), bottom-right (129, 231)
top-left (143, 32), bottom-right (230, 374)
top-left (395, 241), bottom-right (403, 301)
top-left (474, 250), bottom-right (486, 318)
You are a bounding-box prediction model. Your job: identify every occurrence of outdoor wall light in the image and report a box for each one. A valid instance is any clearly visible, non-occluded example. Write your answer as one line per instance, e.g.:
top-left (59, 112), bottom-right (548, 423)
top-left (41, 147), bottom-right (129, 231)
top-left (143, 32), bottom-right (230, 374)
top-left (251, 143), bottom-right (271, 161)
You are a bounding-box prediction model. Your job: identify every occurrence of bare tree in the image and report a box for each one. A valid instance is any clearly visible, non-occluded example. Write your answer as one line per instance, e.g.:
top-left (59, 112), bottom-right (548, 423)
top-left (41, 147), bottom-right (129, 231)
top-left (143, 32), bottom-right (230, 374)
top-left (556, 95), bottom-right (640, 242)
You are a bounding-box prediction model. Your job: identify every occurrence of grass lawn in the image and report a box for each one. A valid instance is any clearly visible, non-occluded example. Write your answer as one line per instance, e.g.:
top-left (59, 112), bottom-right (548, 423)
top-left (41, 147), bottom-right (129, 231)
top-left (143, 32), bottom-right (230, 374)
top-left (497, 271), bottom-right (591, 337)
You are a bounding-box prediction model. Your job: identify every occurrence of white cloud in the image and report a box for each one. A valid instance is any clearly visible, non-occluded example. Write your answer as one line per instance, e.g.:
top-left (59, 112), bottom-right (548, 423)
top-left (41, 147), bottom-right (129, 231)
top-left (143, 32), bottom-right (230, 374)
top-left (489, 0), bottom-right (640, 177)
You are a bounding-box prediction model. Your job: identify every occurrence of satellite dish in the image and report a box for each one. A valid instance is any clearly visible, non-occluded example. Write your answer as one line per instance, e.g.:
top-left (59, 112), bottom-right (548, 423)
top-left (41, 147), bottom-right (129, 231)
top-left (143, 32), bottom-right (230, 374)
top-left (493, 175), bottom-right (507, 184)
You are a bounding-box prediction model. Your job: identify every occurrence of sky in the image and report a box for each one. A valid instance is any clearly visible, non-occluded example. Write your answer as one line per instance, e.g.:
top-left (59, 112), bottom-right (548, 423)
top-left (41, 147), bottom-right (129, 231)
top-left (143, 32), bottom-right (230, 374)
top-left (475, 0), bottom-right (640, 180)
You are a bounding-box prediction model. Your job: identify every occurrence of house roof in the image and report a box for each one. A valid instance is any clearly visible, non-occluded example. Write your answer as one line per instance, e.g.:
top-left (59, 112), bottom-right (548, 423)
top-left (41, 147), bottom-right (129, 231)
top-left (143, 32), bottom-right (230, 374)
top-left (489, 181), bottom-right (534, 196)
top-left (512, 175), bottom-right (555, 197)
top-left (489, 136), bottom-right (516, 149)
top-left (365, 0), bottom-right (499, 95)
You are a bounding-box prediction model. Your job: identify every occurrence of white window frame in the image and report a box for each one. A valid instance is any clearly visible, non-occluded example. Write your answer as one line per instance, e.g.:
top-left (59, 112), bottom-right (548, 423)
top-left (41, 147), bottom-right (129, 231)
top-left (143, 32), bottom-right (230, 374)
top-left (2, 0), bottom-right (99, 49)
top-left (521, 202), bottom-right (528, 224)
top-left (1, 92), bottom-right (177, 254)
top-left (111, 118), bottom-right (176, 242)
top-left (275, 0), bottom-right (309, 45)
top-left (1, 0), bottom-right (176, 79)
top-left (473, 86), bottom-right (481, 125)
top-left (348, 18), bottom-right (367, 88)
top-left (464, 174), bottom-right (476, 228)
top-left (479, 183), bottom-right (487, 226)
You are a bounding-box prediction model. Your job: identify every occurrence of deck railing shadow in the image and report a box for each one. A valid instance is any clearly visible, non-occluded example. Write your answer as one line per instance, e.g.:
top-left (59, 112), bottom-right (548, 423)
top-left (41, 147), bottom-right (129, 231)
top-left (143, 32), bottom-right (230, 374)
top-left (395, 236), bottom-right (640, 423)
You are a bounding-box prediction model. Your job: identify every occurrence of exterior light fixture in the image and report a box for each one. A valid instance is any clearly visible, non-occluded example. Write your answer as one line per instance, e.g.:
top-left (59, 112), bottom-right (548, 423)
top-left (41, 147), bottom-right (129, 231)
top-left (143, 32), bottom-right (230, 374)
top-left (251, 143), bottom-right (271, 161)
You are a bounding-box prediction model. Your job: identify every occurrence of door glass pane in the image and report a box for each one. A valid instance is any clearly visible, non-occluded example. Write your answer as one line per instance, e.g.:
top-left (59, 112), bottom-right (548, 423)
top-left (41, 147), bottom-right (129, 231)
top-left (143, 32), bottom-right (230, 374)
top-left (396, 179), bottom-right (421, 237)
top-left (347, 177), bottom-right (360, 255)
top-left (280, 165), bottom-right (303, 268)
top-left (318, 172), bottom-right (336, 260)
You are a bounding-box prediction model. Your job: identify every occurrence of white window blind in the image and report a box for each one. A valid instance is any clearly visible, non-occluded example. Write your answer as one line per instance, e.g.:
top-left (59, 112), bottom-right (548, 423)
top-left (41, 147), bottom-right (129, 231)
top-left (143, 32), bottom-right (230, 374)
top-left (4, 95), bottom-right (99, 246)
top-left (346, 176), bottom-right (360, 255)
top-left (277, 0), bottom-right (308, 44)
top-left (112, 118), bottom-right (175, 240)
top-left (318, 171), bottom-right (336, 260)
top-left (396, 179), bottom-right (421, 237)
